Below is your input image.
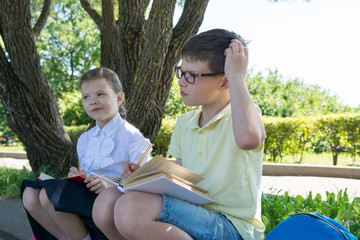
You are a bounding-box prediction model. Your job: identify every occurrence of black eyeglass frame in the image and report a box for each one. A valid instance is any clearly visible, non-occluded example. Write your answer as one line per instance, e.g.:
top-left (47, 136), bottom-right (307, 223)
top-left (174, 66), bottom-right (224, 84)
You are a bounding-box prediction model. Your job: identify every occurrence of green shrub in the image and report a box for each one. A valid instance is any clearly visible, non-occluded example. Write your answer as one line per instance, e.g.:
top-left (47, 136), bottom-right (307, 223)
top-left (153, 114), bottom-right (360, 165)
top-left (0, 167), bottom-right (35, 198)
top-left (262, 190), bottom-right (360, 238)
top-left (64, 125), bottom-right (89, 142)
top-left (152, 118), bottom-right (176, 157)
top-left (58, 91), bottom-right (91, 126)
top-left (263, 117), bottom-right (299, 162)
top-left (314, 114), bottom-right (349, 165)
top-left (1, 166), bottom-right (358, 239)
top-left (263, 114), bottom-right (360, 165)
top-left (164, 77), bottom-right (198, 118)
top-left (343, 114), bottom-right (360, 164)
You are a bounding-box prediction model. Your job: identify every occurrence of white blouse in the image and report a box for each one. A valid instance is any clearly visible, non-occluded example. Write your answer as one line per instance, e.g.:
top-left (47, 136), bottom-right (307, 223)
top-left (76, 113), bottom-right (151, 177)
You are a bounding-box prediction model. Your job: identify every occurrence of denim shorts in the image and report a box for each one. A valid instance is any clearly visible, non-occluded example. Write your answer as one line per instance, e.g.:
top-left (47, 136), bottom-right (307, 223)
top-left (157, 194), bottom-right (243, 240)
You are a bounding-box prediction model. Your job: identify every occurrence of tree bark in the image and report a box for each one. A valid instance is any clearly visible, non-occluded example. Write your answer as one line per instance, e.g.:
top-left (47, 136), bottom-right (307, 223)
top-left (0, 0), bottom-right (77, 176)
top-left (0, 0), bottom-right (209, 176)
top-left (82, 0), bottom-right (210, 142)
top-left (332, 152), bottom-right (338, 166)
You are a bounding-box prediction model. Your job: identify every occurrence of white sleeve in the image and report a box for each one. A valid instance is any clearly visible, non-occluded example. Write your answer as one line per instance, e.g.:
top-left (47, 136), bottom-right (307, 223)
top-left (127, 130), bottom-right (152, 166)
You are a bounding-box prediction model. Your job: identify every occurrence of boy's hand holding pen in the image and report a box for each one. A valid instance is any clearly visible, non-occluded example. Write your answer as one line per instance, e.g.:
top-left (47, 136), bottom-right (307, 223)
top-left (120, 144), bottom-right (152, 180)
top-left (120, 162), bottom-right (140, 180)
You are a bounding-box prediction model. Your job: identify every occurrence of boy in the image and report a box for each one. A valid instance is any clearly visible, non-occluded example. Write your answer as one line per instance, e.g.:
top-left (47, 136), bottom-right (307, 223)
top-left (95, 29), bottom-right (266, 240)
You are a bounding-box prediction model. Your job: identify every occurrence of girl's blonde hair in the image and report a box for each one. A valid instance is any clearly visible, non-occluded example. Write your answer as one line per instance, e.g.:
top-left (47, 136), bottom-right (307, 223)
top-left (80, 67), bottom-right (127, 119)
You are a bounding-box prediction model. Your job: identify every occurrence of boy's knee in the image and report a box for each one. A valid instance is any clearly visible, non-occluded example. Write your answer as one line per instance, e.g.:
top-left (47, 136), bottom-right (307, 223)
top-left (93, 201), bottom-right (110, 228)
top-left (115, 192), bottom-right (138, 217)
top-left (93, 188), bottom-right (119, 227)
top-left (114, 192), bottom-right (142, 232)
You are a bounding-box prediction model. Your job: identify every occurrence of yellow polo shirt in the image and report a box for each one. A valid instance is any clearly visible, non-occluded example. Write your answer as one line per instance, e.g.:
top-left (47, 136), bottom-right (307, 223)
top-left (168, 104), bottom-right (265, 240)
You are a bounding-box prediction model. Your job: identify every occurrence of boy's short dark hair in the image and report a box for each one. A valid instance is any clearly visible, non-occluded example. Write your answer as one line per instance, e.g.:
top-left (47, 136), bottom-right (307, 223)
top-left (181, 29), bottom-right (250, 73)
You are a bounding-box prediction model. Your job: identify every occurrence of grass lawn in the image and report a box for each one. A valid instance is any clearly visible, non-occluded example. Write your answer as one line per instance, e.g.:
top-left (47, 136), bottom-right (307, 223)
top-left (0, 144), bottom-right (25, 152)
top-left (265, 152), bottom-right (359, 167)
top-left (1, 143), bottom-right (358, 167)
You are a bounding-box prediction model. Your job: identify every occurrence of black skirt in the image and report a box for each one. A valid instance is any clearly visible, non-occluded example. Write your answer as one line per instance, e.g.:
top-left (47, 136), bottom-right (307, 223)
top-left (21, 179), bottom-right (108, 240)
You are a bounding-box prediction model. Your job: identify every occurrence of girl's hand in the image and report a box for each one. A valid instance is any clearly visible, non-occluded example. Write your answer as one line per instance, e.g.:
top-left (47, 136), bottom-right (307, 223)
top-left (68, 167), bottom-right (79, 177)
top-left (120, 161), bottom-right (139, 180)
top-left (68, 167), bottom-right (87, 178)
top-left (84, 177), bottom-right (113, 194)
top-left (78, 169), bottom-right (87, 178)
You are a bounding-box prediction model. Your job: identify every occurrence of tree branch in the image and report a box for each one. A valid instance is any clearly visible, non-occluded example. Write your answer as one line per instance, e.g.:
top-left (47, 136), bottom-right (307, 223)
top-left (102, 0), bottom-right (114, 26)
top-left (32, 0), bottom-right (52, 42)
top-left (115, 0), bottom-right (149, 89)
top-left (172, 0), bottom-right (210, 43)
top-left (138, 0), bottom-right (209, 140)
top-left (80, 0), bottom-right (103, 30)
top-left (126, 0), bottom-right (177, 131)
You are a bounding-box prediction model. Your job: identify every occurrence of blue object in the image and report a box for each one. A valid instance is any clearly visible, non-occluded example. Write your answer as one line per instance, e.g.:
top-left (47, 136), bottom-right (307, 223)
top-left (265, 212), bottom-right (357, 240)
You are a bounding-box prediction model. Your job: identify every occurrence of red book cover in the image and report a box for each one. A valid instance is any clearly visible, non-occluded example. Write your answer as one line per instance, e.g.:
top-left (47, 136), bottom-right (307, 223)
top-left (63, 175), bottom-right (86, 185)
top-left (37, 173), bottom-right (86, 185)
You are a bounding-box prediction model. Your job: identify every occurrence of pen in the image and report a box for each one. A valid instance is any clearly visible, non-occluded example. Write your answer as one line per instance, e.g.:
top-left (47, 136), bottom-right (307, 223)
top-left (78, 161), bottom-right (80, 171)
top-left (136, 144), bottom-right (152, 166)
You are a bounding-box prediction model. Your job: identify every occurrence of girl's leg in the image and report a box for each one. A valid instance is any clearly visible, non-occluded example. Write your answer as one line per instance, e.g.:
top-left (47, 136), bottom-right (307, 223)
top-left (93, 187), bottom-right (126, 239)
top-left (39, 188), bottom-right (89, 240)
top-left (22, 187), bottom-right (68, 240)
top-left (114, 192), bottom-right (193, 240)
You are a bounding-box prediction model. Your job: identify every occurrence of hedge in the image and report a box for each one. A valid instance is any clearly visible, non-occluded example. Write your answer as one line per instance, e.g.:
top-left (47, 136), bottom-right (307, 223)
top-left (64, 125), bottom-right (90, 142)
top-left (153, 114), bottom-right (360, 164)
top-left (65, 114), bottom-right (360, 165)
top-left (262, 114), bottom-right (360, 165)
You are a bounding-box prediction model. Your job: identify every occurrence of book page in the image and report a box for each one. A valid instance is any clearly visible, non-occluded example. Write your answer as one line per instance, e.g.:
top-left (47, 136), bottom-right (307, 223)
top-left (167, 173), bottom-right (209, 194)
top-left (120, 175), bottom-right (213, 205)
top-left (125, 156), bottom-right (204, 186)
top-left (38, 172), bottom-right (55, 180)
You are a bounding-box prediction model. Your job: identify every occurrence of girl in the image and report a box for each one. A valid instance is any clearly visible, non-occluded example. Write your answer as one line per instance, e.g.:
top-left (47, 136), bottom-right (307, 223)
top-left (22, 67), bottom-right (151, 240)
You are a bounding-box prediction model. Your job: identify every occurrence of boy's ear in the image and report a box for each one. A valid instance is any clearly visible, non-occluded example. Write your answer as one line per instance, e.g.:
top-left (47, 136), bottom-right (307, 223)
top-left (219, 75), bottom-right (229, 90)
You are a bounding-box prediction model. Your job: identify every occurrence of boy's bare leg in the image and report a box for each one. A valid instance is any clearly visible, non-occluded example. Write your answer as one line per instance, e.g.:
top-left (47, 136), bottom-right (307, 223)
top-left (93, 187), bottom-right (126, 239)
top-left (39, 188), bottom-right (88, 240)
top-left (114, 192), bottom-right (193, 240)
top-left (22, 187), bottom-right (68, 240)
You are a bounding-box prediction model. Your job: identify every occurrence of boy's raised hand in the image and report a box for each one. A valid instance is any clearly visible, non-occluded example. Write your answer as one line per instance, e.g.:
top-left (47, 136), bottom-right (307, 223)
top-left (224, 39), bottom-right (265, 150)
top-left (120, 161), bottom-right (140, 180)
top-left (224, 39), bottom-right (249, 82)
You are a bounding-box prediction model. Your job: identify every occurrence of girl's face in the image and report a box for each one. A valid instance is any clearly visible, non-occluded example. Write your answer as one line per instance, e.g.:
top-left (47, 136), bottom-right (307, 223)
top-left (81, 78), bottom-right (124, 128)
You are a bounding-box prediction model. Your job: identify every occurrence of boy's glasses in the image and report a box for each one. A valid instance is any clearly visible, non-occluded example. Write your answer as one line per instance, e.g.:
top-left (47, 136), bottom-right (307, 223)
top-left (175, 66), bottom-right (224, 84)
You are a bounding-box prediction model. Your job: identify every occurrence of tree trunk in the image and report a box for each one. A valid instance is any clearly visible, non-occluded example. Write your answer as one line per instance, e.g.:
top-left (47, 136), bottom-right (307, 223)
top-left (0, 0), bottom-right (77, 176)
top-left (0, 0), bottom-right (209, 176)
top-left (332, 151), bottom-right (338, 165)
top-left (82, 0), bottom-right (210, 142)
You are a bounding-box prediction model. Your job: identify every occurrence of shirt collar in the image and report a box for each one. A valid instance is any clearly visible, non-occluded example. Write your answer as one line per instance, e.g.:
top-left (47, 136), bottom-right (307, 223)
top-left (93, 113), bottom-right (124, 137)
top-left (189, 103), bottom-right (231, 130)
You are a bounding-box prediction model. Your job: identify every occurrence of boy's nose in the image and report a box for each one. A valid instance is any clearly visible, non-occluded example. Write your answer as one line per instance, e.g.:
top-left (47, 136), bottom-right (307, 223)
top-left (178, 76), bottom-right (187, 87)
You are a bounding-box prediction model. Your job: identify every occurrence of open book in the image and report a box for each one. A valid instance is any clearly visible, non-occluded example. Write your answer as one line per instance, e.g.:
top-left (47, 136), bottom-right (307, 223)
top-left (37, 172), bottom-right (86, 185)
top-left (91, 156), bottom-right (213, 205)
